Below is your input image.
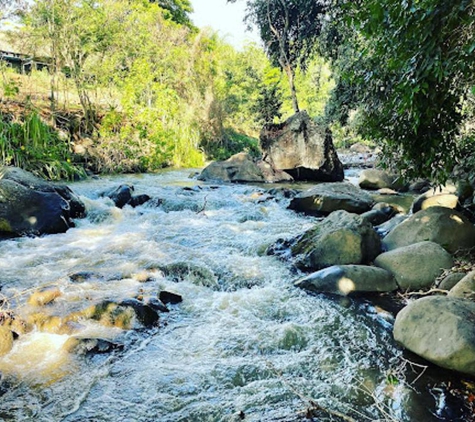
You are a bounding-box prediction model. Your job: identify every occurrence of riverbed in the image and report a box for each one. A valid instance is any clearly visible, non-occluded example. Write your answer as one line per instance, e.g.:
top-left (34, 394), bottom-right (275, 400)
top-left (0, 170), bottom-right (469, 421)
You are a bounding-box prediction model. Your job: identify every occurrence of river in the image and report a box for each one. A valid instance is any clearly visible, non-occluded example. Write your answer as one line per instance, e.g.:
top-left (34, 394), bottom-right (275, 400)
top-left (0, 170), bottom-right (469, 421)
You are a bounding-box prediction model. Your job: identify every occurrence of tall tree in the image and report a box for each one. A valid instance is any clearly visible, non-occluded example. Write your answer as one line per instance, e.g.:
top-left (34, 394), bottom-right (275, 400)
top-left (230, 0), bottom-right (327, 113)
top-left (322, 0), bottom-right (475, 182)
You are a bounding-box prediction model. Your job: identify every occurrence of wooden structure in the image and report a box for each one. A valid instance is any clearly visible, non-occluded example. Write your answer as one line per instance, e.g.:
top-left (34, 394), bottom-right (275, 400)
top-left (0, 49), bottom-right (51, 73)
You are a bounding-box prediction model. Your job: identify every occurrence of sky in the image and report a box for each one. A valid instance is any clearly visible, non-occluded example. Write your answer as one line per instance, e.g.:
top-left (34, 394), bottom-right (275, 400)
top-left (190, 0), bottom-right (261, 48)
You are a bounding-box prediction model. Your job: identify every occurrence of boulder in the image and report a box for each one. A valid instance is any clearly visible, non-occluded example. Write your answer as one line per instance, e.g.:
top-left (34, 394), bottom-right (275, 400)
top-left (382, 207), bottom-right (475, 253)
top-left (358, 169), bottom-right (398, 191)
top-left (260, 111), bottom-right (344, 182)
top-left (394, 296), bottom-right (475, 376)
top-left (0, 166), bottom-right (86, 237)
top-left (411, 184), bottom-right (459, 213)
top-left (287, 210), bottom-right (381, 271)
top-left (288, 182), bottom-right (374, 216)
top-left (102, 185), bottom-right (151, 208)
top-left (102, 184), bottom-right (133, 208)
top-left (295, 265), bottom-right (397, 296)
top-left (374, 241), bottom-right (453, 290)
top-left (438, 273), bottom-right (466, 291)
top-left (256, 160), bottom-right (294, 183)
top-left (159, 291), bottom-right (183, 305)
top-left (448, 271), bottom-right (475, 300)
top-left (360, 209), bottom-right (393, 226)
top-left (198, 153), bottom-right (266, 183)
top-left (27, 287), bottom-right (62, 306)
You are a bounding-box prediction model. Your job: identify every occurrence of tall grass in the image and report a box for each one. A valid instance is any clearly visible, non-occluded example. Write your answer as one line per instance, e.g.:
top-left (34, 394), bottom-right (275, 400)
top-left (0, 111), bottom-right (85, 180)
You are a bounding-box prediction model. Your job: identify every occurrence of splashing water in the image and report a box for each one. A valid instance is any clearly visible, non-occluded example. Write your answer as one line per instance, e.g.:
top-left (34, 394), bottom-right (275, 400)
top-left (0, 170), bottom-right (464, 421)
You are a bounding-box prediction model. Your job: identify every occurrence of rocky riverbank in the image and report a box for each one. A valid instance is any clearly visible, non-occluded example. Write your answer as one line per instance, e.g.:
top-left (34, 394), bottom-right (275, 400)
top-left (1, 160), bottom-right (475, 419)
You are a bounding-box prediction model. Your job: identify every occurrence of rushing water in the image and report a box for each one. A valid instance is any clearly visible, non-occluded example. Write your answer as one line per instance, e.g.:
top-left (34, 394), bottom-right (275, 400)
top-left (0, 170), bottom-right (469, 421)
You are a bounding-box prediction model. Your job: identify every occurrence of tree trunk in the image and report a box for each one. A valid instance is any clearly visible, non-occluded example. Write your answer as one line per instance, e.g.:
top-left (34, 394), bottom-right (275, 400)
top-left (284, 64), bottom-right (299, 114)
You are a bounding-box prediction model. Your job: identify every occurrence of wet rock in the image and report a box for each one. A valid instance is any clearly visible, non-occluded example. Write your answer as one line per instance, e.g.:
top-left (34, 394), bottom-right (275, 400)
top-left (119, 299), bottom-right (159, 327)
top-left (374, 241), bottom-right (453, 290)
top-left (256, 160), bottom-right (294, 183)
top-left (146, 297), bottom-right (169, 313)
top-left (358, 169), bottom-right (398, 191)
top-left (0, 327), bottom-right (13, 356)
top-left (0, 166), bottom-right (86, 237)
top-left (394, 296), bottom-right (475, 376)
top-left (198, 153), bottom-right (266, 183)
top-left (27, 287), bottom-right (61, 306)
top-left (448, 271), bottom-right (475, 300)
top-left (438, 273), bottom-right (466, 290)
top-left (29, 314), bottom-right (81, 334)
top-left (102, 184), bottom-right (134, 208)
top-left (287, 210), bottom-right (381, 271)
top-left (159, 291), bottom-right (183, 305)
top-left (295, 265), bottom-right (397, 296)
top-left (360, 209), bottom-right (392, 226)
top-left (159, 262), bottom-right (218, 288)
top-left (69, 271), bottom-right (103, 283)
top-left (266, 187), bottom-right (299, 199)
top-left (372, 202), bottom-right (403, 217)
top-left (288, 182), bottom-right (374, 216)
top-left (128, 194), bottom-right (151, 208)
top-left (412, 184), bottom-right (459, 213)
top-left (71, 301), bottom-right (136, 329)
top-left (375, 214), bottom-right (409, 237)
top-left (0, 311), bottom-right (32, 335)
top-left (408, 179), bottom-right (431, 193)
top-left (382, 207), bottom-right (475, 253)
top-left (260, 111), bottom-right (344, 182)
top-left (63, 337), bottom-right (123, 354)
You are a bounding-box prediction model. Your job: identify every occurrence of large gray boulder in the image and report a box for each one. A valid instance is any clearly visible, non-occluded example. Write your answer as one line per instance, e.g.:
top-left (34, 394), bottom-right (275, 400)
top-left (295, 265), bottom-right (397, 296)
top-left (260, 111), bottom-right (344, 182)
top-left (394, 296), bottom-right (475, 376)
top-left (289, 210), bottom-right (381, 271)
top-left (0, 166), bottom-right (86, 237)
top-left (358, 169), bottom-right (401, 191)
top-left (411, 184), bottom-right (459, 213)
top-left (198, 153), bottom-right (292, 183)
top-left (382, 206), bottom-right (475, 253)
top-left (288, 182), bottom-right (374, 216)
top-left (448, 271), bottom-right (475, 300)
top-left (374, 241), bottom-right (453, 290)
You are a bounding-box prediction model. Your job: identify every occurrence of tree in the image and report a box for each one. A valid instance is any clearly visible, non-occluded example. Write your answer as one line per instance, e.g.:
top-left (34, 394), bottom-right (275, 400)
top-left (150, 0), bottom-right (193, 27)
top-left (230, 0), bottom-right (327, 113)
top-left (322, 0), bottom-right (475, 182)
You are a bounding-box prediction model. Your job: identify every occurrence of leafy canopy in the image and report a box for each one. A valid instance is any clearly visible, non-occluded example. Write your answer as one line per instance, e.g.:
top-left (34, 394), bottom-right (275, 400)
top-left (322, 0), bottom-right (475, 182)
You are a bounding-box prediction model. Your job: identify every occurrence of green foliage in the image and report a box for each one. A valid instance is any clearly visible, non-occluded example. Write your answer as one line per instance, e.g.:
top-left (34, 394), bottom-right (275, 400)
top-left (151, 0), bottom-right (194, 27)
top-left (231, 0), bottom-right (327, 112)
top-left (201, 129), bottom-right (260, 161)
top-left (322, 0), bottom-right (475, 182)
top-left (0, 111), bottom-right (85, 180)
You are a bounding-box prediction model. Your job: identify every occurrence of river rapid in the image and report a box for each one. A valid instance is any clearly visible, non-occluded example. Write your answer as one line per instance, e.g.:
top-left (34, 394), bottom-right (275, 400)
top-left (0, 170), bottom-right (469, 421)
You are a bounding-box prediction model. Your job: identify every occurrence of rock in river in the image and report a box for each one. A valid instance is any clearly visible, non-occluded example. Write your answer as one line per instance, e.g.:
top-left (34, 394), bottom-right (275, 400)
top-left (198, 152), bottom-right (293, 183)
top-left (285, 210), bottom-right (381, 271)
top-left (382, 206), bottom-right (475, 253)
top-left (295, 265), bottom-right (397, 296)
top-left (0, 166), bottom-right (86, 237)
top-left (394, 296), bottom-right (475, 376)
top-left (288, 182), bottom-right (374, 216)
top-left (374, 241), bottom-right (453, 290)
top-left (260, 111), bottom-right (344, 182)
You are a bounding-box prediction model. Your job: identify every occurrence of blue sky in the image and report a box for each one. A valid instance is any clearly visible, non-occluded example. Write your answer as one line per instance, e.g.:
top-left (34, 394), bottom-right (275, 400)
top-left (190, 0), bottom-right (260, 48)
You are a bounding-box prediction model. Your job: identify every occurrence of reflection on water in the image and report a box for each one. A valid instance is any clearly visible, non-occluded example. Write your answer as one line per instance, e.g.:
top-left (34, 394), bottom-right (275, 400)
top-left (0, 170), bottom-right (466, 421)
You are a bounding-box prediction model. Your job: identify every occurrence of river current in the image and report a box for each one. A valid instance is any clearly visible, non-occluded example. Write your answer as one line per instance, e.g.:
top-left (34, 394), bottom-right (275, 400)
top-left (0, 170), bottom-right (468, 421)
